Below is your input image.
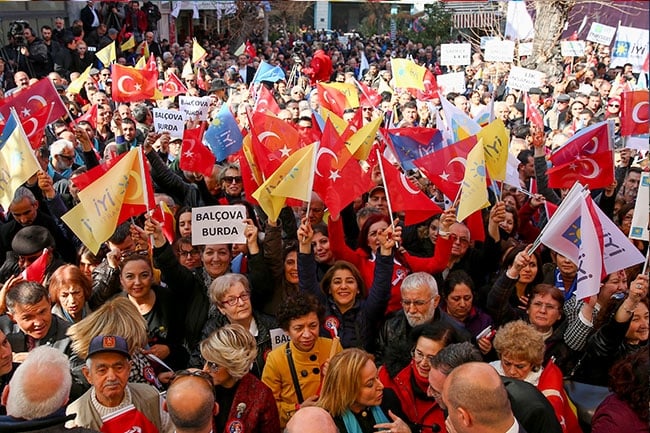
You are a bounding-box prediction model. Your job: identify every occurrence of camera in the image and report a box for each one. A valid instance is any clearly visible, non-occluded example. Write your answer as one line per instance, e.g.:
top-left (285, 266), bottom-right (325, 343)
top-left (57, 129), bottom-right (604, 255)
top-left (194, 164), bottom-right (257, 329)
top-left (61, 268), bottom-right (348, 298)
top-left (9, 20), bottom-right (29, 47)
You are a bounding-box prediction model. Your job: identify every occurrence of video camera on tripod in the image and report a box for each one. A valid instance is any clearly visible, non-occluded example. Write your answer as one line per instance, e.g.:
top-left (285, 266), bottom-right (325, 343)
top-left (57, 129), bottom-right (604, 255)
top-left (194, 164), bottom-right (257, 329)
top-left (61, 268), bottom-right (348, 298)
top-left (8, 20), bottom-right (29, 47)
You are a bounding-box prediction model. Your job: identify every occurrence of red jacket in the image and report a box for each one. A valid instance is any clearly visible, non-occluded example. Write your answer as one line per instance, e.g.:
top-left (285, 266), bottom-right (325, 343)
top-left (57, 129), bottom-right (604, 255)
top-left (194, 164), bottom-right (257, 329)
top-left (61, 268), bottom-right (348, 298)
top-left (125, 9), bottom-right (147, 34)
top-left (329, 217), bottom-right (452, 315)
top-left (220, 372), bottom-right (281, 433)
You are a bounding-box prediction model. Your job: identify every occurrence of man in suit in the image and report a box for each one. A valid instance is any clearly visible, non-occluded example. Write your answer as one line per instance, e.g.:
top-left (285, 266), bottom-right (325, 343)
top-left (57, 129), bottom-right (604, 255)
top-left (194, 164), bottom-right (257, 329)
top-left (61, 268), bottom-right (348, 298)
top-left (236, 54), bottom-right (256, 86)
top-left (79, 1), bottom-right (101, 36)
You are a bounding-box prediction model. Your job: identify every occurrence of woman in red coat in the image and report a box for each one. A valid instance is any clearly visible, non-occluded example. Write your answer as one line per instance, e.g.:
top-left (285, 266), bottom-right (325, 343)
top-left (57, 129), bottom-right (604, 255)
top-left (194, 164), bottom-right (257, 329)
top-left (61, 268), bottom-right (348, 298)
top-left (201, 323), bottom-right (280, 433)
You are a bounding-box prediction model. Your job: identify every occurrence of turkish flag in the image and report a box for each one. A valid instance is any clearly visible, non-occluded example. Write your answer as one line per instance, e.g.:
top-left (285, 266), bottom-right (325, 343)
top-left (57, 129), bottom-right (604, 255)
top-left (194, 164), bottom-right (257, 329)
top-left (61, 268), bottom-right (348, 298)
top-left (245, 40), bottom-right (257, 59)
top-left (21, 248), bottom-right (51, 284)
top-left (75, 104), bottom-right (98, 130)
top-left (412, 135), bottom-right (478, 199)
top-left (112, 64), bottom-right (157, 102)
top-left (524, 92), bottom-right (544, 131)
top-left (254, 85), bottom-right (281, 115)
top-left (249, 110), bottom-right (301, 178)
top-left (357, 79), bottom-right (382, 107)
top-left (22, 102), bottom-right (53, 149)
top-left (161, 73), bottom-right (188, 97)
top-left (0, 78), bottom-right (67, 124)
top-left (151, 201), bottom-right (176, 243)
top-left (547, 150), bottom-right (614, 189)
top-left (236, 147), bottom-right (260, 205)
top-left (318, 82), bottom-right (349, 117)
top-left (379, 155), bottom-right (443, 225)
top-left (549, 121), bottom-right (612, 166)
top-left (313, 120), bottom-right (373, 218)
top-left (409, 69), bottom-right (439, 101)
top-left (620, 90), bottom-right (649, 136)
top-left (179, 125), bottom-right (215, 177)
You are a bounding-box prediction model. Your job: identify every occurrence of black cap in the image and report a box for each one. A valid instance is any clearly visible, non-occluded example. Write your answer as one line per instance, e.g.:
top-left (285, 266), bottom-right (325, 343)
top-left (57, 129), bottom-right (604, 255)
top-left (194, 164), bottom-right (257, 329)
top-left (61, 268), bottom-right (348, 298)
top-left (88, 335), bottom-right (130, 358)
top-left (209, 79), bottom-right (228, 93)
top-left (556, 94), bottom-right (570, 103)
top-left (528, 87), bottom-right (542, 95)
top-left (513, 102), bottom-right (526, 113)
top-left (11, 226), bottom-right (55, 256)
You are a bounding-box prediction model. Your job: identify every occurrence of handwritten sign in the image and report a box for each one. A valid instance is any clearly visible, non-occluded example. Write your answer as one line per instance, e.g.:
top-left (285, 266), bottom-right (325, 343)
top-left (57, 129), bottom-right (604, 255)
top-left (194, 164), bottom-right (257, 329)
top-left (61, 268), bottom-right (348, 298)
top-left (436, 72), bottom-right (466, 96)
top-left (586, 22), bottom-right (616, 46)
top-left (191, 204), bottom-right (247, 245)
top-left (440, 43), bottom-right (471, 66)
top-left (561, 41), bottom-right (586, 57)
top-left (484, 40), bottom-right (515, 63)
top-left (480, 36), bottom-right (499, 49)
top-left (179, 96), bottom-right (211, 121)
top-left (506, 66), bottom-right (543, 91)
top-left (152, 108), bottom-right (185, 138)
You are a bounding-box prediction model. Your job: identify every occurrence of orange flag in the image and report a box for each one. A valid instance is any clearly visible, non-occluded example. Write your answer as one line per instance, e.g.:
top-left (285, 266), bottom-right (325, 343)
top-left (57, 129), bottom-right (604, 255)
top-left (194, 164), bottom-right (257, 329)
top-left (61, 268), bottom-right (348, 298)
top-left (111, 64), bottom-right (158, 102)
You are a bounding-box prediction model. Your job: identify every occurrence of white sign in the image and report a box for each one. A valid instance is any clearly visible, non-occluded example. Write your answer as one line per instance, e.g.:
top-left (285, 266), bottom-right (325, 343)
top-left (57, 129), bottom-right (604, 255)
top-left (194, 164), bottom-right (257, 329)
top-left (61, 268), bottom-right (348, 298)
top-left (629, 172), bottom-right (649, 241)
top-left (270, 327), bottom-right (290, 350)
top-left (436, 72), bottom-right (466, 96)
top-left (610, 25), bottom-right (650, 73)
top-left (179, 96), bottom-right (211, 121)
top-left (191, 204), bottom-right (247, 245)
top-left (561, 41), bottom-right (586, 57)
top-left (506, 66), bottom-right (543, 91)
top-left (480, 36), bottom-right (499, 49)
top-left (440, 43), bottom-right (471, 66)
top-left (586, 22), bottom-right (617, 46)
top-left (518, 42), bottom-right (533, 57)
top-left (484, 40), bottom-right (515, 63)
top-left (152, 108), bottom-right (185, 138)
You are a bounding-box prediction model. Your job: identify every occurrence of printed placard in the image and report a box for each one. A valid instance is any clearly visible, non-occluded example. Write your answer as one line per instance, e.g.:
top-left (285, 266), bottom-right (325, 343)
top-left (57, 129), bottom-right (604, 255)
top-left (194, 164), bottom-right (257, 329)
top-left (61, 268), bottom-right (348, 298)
top-left (518, 42), bottom-right (533, 57)
top-left (152, 108), bottom-right (185, 138)
top-left (270, 328), bottom-right (290, 350)
top-left (586, 22), bottom-right (617, 46)
top-left (179, 95), bottom-right (211, 121)
top-left (484, 40), bottom-right (515, 63)
top-left (506, 66), bottom-right (543, 91)
top-left (436, 72), bottom-right (466, 96)
top-left (440, 43), bottom-right (471, 66)
top-left (480, 36), bottom-right (499, 49)
top-left (561, 41), bottom-right (586, 57)
top-left (629, 172), bottom-right (649, 241)
top-left (191, 204), bottom-right (247, 245)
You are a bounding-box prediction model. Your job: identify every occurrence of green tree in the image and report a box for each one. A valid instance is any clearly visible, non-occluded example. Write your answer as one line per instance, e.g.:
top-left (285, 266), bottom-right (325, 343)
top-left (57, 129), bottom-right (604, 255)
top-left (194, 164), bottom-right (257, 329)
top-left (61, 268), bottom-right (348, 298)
top-left (406, 2), bottom-right (454, 45)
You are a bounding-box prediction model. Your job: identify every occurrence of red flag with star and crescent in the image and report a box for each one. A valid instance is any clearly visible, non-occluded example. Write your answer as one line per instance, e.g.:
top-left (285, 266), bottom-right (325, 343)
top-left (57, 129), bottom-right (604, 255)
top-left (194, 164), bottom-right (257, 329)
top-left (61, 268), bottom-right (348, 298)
top-left (248, 110), bottom-right (302, 178)
top-left (313, 120), bottom-right (374, 218)
top-left (112, 64), bottom-right (158, 102)
top-left (0, 77), bottom-right (67, 124)
top-left (161, 73), bottom-right (188, 97)
top-left (22, 102), bottom-right (53, 149)
top-left (254, 85), bottom-right (281, 115)
top-left (74, 103), bottom-right (98, 130)
top-left (620, 90), bottom-right (649, 136)
top-left (179, 124), bottom-right (215, 178)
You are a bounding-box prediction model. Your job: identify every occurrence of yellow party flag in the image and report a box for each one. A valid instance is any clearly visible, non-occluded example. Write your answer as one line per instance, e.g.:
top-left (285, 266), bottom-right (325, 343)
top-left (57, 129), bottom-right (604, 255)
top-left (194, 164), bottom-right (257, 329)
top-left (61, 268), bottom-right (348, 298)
top-left (0, 110), bottom-right (42, 209)
top-left (95, 41), bottom-right (116, 66)
top-left (457, 138), bottom-right (490, 222)
top-left (192, 38), bottom-right (207, 63)
top-left (319, 108), bottom-right (347, 135)
top-left (135, 55), bottom-right (146, 69)
top-left (120, 35), bottom-right (135, 52)
top-left (252, 144), bottom-right (316, 221)
top-left (76, 148), bottom-right (140, 246)
top-left (138, 41), bottom-right (150, 59)
top-left (271, 143), bottom-right (317, 201)
top-left (61, 202), bottom-right (103, 254)
top-left (391, 58), bottom-right (426, 90)
top-left (377, 77), bottom-right (393, 95)
top-left (242, 135), bottom-right (264, 184)
top-left (181, 59), bottom-right (193, 79)
top-left (319, 82), bottom-right (360, 108)
top-left (67, 66), bottom-right (91, 95)
top-left (477, 119), bottom-right (510, 182)
top-left (234, 42), bottom-right (245, 56)
top-left (346, 116), bottom-right (382, 161)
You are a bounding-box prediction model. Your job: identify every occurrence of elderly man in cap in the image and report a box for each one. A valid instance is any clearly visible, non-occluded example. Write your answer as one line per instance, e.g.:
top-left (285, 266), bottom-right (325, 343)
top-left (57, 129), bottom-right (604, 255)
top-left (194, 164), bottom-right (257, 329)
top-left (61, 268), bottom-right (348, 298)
top-left (67, 335), bottom-right (171, 432)
top-left (0, 281), bottom-right (72, 363)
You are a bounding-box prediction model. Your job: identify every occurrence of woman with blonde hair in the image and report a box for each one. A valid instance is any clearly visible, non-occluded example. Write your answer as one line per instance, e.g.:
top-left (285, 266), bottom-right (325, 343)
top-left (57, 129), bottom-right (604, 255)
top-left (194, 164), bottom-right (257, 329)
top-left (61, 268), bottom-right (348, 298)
top-left (67, 297), bottom-right (162, 391)
top-left (318, 348), bottom-right (412, 433)
top-left (200, 323), bottom-right (280, 433)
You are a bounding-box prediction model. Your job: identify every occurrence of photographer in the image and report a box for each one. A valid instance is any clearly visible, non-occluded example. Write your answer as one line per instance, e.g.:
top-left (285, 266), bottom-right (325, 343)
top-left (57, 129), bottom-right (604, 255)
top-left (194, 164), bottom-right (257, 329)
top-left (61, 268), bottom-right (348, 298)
top-left (17, 26), bottom-right (49, 79)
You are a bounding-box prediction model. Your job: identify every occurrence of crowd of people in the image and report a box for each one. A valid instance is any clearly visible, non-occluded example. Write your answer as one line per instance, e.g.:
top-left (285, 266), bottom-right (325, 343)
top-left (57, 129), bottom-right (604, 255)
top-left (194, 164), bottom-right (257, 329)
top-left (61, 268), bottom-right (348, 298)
top-left (0, 1), bottom-right (648, 433)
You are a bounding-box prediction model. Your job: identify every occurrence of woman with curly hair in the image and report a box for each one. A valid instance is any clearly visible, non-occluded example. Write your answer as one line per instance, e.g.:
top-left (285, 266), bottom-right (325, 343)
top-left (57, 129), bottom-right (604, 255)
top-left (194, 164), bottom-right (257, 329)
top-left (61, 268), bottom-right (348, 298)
top-left (591, 349), bottom-right (649, 433)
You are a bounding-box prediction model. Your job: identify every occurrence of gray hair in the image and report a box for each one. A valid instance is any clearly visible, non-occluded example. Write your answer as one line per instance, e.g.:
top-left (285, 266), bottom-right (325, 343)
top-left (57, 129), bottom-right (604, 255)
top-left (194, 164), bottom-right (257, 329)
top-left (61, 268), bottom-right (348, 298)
top-left (209, 273), bottom-right (249, 306)
top-left (11, 187), bottom-right (37, 207)
top-left (401, 272), bottom-right (438, 297)
top-left (6, 346), bottom-right (71, 419)
top-left (200, 323), bottom-right (257, 381)
top-left (50, 138), bottom-right (74, 156)
top-left (431, 342), bottom-right (482, 375)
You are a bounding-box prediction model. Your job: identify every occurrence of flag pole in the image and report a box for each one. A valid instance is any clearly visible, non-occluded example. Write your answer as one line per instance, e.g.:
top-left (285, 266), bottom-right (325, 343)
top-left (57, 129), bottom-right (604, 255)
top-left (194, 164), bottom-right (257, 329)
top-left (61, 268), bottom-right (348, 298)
top-left (642, 248), bottom-right (649, 275)
top-left (375, 149), bottom-right (397, 239)
top-left (137, 147), bottom-right (154, 247)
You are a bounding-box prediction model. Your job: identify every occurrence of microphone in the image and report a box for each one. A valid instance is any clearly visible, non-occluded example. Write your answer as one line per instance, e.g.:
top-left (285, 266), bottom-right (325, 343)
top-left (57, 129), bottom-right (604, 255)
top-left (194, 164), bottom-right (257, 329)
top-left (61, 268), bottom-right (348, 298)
top-left (236, 402), bottom-right (247, 418)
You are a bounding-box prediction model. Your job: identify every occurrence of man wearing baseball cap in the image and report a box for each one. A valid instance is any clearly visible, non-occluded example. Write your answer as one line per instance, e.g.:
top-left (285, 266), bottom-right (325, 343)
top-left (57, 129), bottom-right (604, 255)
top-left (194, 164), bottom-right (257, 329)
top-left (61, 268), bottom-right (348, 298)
top-left (66, 335), bottom-right (171, 432)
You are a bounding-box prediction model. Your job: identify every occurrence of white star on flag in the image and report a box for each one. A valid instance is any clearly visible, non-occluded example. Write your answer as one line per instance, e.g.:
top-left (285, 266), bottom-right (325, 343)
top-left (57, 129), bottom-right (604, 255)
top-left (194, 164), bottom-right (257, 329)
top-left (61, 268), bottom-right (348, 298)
top-left (279, 145), bottom-right (291, 158)
top-left (329, 169), bottom-right (341, 182)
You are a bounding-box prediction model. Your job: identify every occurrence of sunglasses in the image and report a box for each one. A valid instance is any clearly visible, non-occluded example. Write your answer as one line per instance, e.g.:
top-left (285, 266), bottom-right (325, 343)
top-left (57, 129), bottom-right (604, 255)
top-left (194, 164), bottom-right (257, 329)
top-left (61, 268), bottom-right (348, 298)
top-left (171, 369), bottom-right (213, 386)
top-left (608, 104), bottom-right (619, 108)
top-left (223, 176), bottom-right (242, 183)
top-left (57, 154), bottom-right (74, 161)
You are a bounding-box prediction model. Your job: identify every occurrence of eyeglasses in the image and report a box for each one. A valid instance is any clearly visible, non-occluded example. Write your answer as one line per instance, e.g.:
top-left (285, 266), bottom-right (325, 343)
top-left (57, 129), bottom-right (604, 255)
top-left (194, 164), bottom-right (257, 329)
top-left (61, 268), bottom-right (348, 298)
top-left (172, 369), bottom-right (213, 386)
top-left (101, 73), bottom-right (110, 77)
top-left (223, 176), bottom-right (243, 184)
top-left (220, 292), bottom-right (251, 307)
top-left (411, 348), bottom-right (435, 366)
top-left (401, 297), bottom-right (432, 307)
top-left (449, 234), bottom-right (470, 246)
top-left (57, 154), bottom-right (74, 161)
top-left (204, 361), bottom-right (222, 373)
top-left (530, 301), bottom-right (559, 311)
top-left (427, 385), bottom-right (442, 399)
top-left (362, 107), bottom-right (374, 111)
top-left (178, 247), bottom-right (200, 258)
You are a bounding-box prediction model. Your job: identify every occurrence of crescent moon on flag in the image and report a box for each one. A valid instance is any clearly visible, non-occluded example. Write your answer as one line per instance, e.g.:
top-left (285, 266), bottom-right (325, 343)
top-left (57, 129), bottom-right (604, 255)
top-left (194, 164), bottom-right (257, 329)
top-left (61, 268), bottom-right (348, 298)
top-left (583, 136), bottom-right (599, 154)
top-left (315, 147), bottom-right (339, 177)
top-left (22, 118), bottom-right (38, 137)
top-left (27, 95), bottom-right (46, 108)
top-left (257, 131), bottom-right (281, 142)
top-left (446, 156), bottom-right (467, 184)
top-left (580, 158), bottom-right (600, 179)
top-left (399, 173), bottom-right (422, 195)
top-left (166, 81), bottom-right (179, 92)
top-left (117, 75), bottom-right (135, 95)
top-left (632, 101), bottom-right (649, 124)
top-left (124, 169), bottom-right (143, 201)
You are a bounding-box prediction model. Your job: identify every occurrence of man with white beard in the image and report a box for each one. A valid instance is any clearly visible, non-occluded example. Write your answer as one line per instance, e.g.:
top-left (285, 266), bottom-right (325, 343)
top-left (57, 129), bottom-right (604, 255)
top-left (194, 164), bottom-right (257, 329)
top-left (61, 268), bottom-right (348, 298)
top-left (376, 272), bottom-right (471, 364)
